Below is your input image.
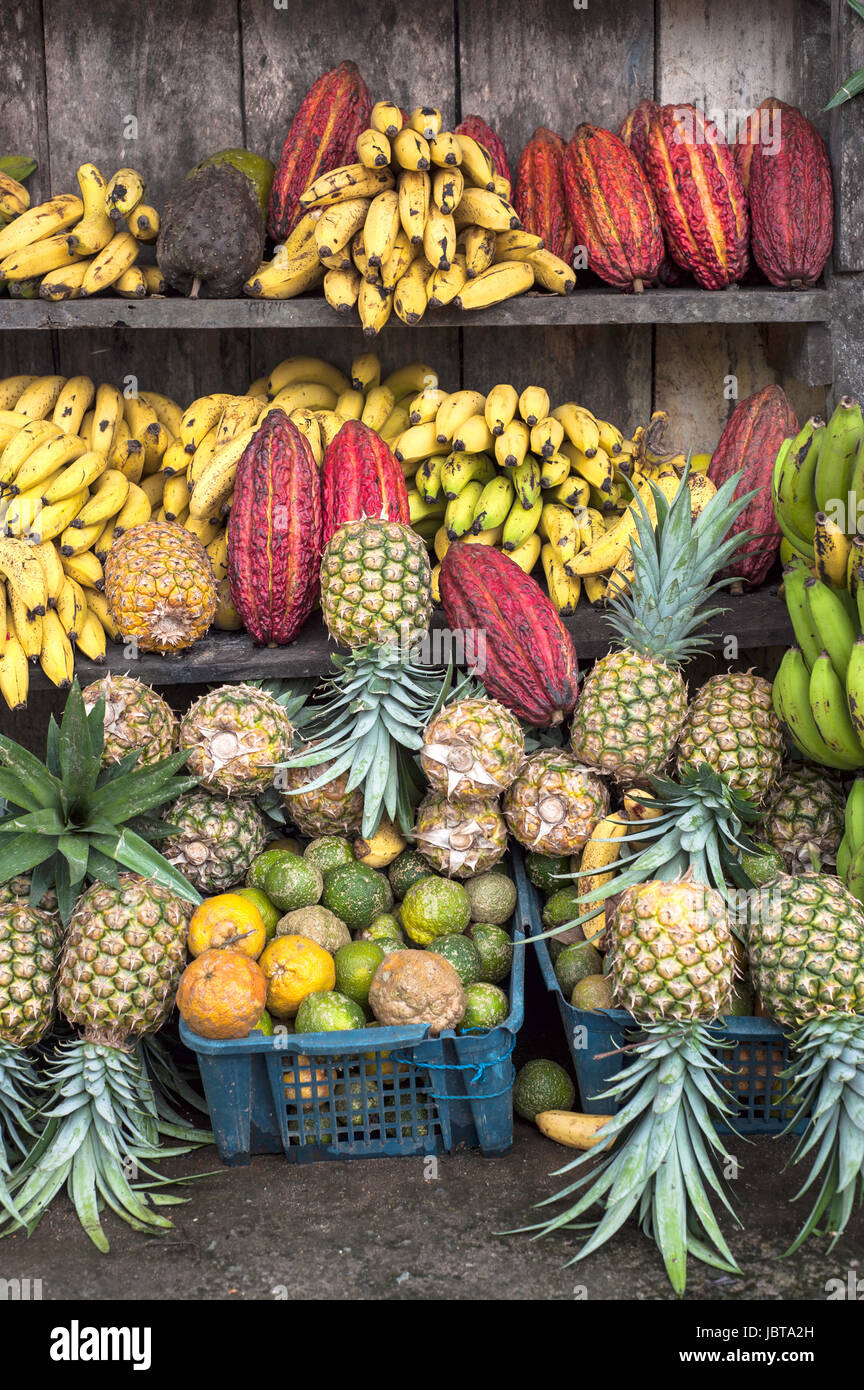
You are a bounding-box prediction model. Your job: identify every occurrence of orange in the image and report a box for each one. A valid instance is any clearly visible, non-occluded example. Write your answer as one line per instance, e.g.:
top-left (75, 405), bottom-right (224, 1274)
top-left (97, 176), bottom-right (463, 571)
top-left (258, 935), bottom-right (336, 1019)
top-left (187, 893), bottom-right (267, 959)
top-left (177, 950), bottom-right (267, 1039)
top-left (283, 1054), bottom-right (331, 1105)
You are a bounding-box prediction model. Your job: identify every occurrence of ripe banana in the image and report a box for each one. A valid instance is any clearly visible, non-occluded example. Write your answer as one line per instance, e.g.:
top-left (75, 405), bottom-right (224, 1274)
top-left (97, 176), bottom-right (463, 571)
top-left (539, 452), bottom-right (571, 490)
top-left (429, 131), bottom-right (461, 167)
top-left (324, 265), bottom-right (362, 314)
top-left (454, 188), bottom-right (520, 232)
top-left (189, 427), bottom-right (256, 519)
top-left (529, 249), bottom-right (576, 293)
top-left (435, 391), bottom-right (487, 445)
top-left (394, 421), bottom-right (449, 466)
top-left (60, 517), bottom-right (106, 557)
top-left (484, 384), bottom-right (518, 436)
top-left (128, 204), bottom-right (160, 243)
top-left (494, 230), bottom-right (545, 259)
top-left (14, 377), bottom-right (67, 422)
top-left (14, 433), bottom-right (89, 494)
top-left (454, 135), bottom-right (495, 190)
top-left (0, 419), bottom-right (61, 487)
top-left (0, 624), bottom-right (29, 709)
top-left (392, 129), bottom-right (431, 172)
top-left (61, 549), bottom-right (103, 590)
top-left (360, 385), bottom-right (396, 433)
top-left (357, 128), bottom-right (391, 169)
top-left (244, 245), bottom-right (324, 299)
top-left (553, 403), bottom-right (601, 457)
top-left (38, 260), bottom-right (90, 301)
top-left (52, 375), bottom-right (95, 435)
top-left (427, 253), bottom-right (467, 307)
top-left (0, 376), bottom-right (38, 410)
top-left (35, 491), bottom-right (89, 543)
top-left (391, 258), bottom-right (430, 325)
top-left (56, 575), bottom-right (87, 640)
top-left (452, 413), bottom-right (494, 455)
top-left (432, 167), bottom-right (464, 217)
top-left (105, 168), bottom-right (145, 220)
top-left (80, 231), bottom-right (139, 295)
top-left (75, 607), bottom-right (107, 662)
top-left (423, 206), bottom-right (456, 270)
top-left (8, 587), bottom-right (42, 658)
top-left (531, 416), bottom-right (564, 459)
top-left (42, 449), bottom-right (107, 502)
top-left (455, 259), bottom-right (533, 309)
top-left (38, 606), bottom-right (74, 687)
top-left (315, 197), bottom-right (372, 260)
top-left (299, 163), bottom-right (394, 211)
top-left (513, 457), bottom-right (541, 509)
top-left (357, 278), bottom-right (393, 335)
top-left (67, 163), bottom-right (113, 254)
top-left (813, 510), bottom-right (852, 588)
top-left (507, 532), bottom-right (542, 575)
top-left (495, 419), bottom-right (530, 470)
top-left (82, 587), bottom-right (120, 642)
top-left (31, 540), bottom-right (65, 608)
top-left (502, 496), bottom-right (542, 551)
top-left (0, 195), bottom-right (83, 261)
top-left (461, 225), bottom-right (496, 277)
top-left (541, 542), bottom-right (581, 614)
top-left (409, 387), bottom-right (448, 426)
top-left (519, 387), bottom-right (551, 427)
top-left (383, 363), bottom-right (437, 398)
top-left (371, 102), bottom-right (403, 138)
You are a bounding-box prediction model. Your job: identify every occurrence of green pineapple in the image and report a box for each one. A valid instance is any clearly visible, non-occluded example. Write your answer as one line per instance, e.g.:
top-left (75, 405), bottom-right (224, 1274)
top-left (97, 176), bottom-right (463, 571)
top-left (180, 683), bottom-right (295, 796)
top-left (569, 471), bottom-right (752, 785)
top-left (162, 790), bottom-right (269, 894)
top-left (319, 517), bottom-right (432, 648)
top-left (82, 674), bottom-right (178, 767)
top-left (763, 763), bottom-right (845, 870)
top-left (677, 672), bottom-right (784, 803)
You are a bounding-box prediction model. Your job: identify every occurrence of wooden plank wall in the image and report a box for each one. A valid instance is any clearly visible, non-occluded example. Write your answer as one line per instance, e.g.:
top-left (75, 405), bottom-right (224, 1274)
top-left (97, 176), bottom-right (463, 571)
top-left (0, 0), bottom-right (840, 435)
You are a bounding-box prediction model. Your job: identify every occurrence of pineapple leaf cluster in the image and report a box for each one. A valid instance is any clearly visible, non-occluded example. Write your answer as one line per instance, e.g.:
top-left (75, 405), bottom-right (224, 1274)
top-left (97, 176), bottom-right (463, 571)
top-left (0, 680), bottom-right (201, 923)
top-left (607, 469), bottom-right (755, 663)
top-left (284, 645), bottom-right (474, 838)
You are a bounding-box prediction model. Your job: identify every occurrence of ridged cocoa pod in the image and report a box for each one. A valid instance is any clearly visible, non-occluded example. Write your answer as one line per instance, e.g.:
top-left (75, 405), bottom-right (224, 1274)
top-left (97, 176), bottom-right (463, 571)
top-left (439, 543), bottom-right (579, 727)
top-left (735, 98), bottom-right (790, 193)
top-left (643, 103), bottom-right (749, 289)
top-left (708, 385), bottom-right (798, 588)
top-left (513, 128), bottom-right (575, 262)
top-left (268, 61), bottom-right (371, 243)
top-left (321, 419), bottom-right (410, 547)
top-left (618, 99), bottom-right (660, 165)
top-left (749, 106), bottom-right (833, 288)
top-left (562, 124), bottom-right (664, 292)
top-left (455, 115), bottom-right (512, 184)
top-left (227, 410), bottom-right (322, 644)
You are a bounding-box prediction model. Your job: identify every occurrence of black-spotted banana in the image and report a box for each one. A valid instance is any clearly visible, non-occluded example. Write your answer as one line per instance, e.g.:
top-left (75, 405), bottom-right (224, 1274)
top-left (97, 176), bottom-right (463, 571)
top-left (435, 391), bottom-right (487, 445)
top-left (539, 452), bottom-right (571, 489)
top-left (452, 413), bottom-right (493, 455)
top-left (114, 265), bottom-right (146, 298)
top-left (484, 384), bottom-right (518, 436)
top-left (397, 171), bottom-right (431, 246)
top-left (393, 259), bottom-right (432, 325)
top-left (137, 390), bottom-right (183, 440)
top-left (42, 450), bottom-right (106, 503)
top-left (0, 419), bottom-right (60, 487)
top-left (417, 456), bottom-right (444, 503)
top-left (72, 469), bottom-right (129, 528)
top-left (31, 539), bottom-right (65, 608)
top-left (561, 438), bottom-right (614, 492)
top-left (394, 421), bottom-right (449, 466)
top-left (245, 246), bottom-right (323, 299)
top-left (38, 260), bottom-right (90, 301)
top-left (357, 128), bottom-right (391, 169)
top-left (542, 543), bottom-right (581, 614)
top-left (14, 377), bottom-right (67, 422)
top-left (35, 491), bottom-right (88, 544)
top-left (128, 204), bottom-right (160, 242)
top-left (596, 419), bottom-right (624, 456)
top-left (518, 387), bottom-right (550, 427)
top-left (455, 259), bottom-right (533, 309)
top-left (454, 188), bottom-right (520, 232)
top-left (539, 502), bottom-right (582, 565)
top-left (38, 607), bottom-right (73, 687)
top-left (90, 384), bottom-right (125, 457)
top-left (432, 167), bottom-right (464, 217)
top-left (105, 168), bottom-right (145, 220)
top-left (75, 607), bottom-right (107, 661)
top-left (409, 387), bottom-right (448, 425)
top-left (215, 396), bottom-right (261, 447)
top-left (52, 375), bottom-right (95, 435)
top-left (427, 253), bottom-right (467, 307)
top-left (363, 189), bottom-right (401, 268)
top-left (506, 532), bottom-right (542, 576)
top-left (315, 197), bottom-right (372, 260)
top-left (315, 411), bottom-right (343, 450)
top-left (300, 163), bottom-right (394, 211)
top-left (350, 353), bottom-right (381, 393)
top-left (530, 416), bottom-right (564, 459)
top-left (445, 480), bottom-right (484, 538)
top-left (409, 107), bottom-right (441, 141)
top-left (371, 101), bottom-right (403, 137)
top-left (268, 357), bottom-right (349, 398)
top-left (189, 428), bottom-right (256, 519)
top-left (471, 474), bottom-right (515, 533)
top-left (529, 249), bottom-right (576, 293)
top-left (0, 172), bottom-right (29, 222)
top-left (56, 575), bottom-right (87, 640)
top-left (495, 419), bottom-right (530, 470)
top-left (0, 537), bottom-right (48, 614)
top-left (502, 496), bottom-right (542, 551)
top-left (379, 229), bottom-right (415, 292)
top-left (112, 481), bottom-right (152, 535)
top-left (461, 225), bottom-right (496, 277)
top-left (0, 623), bottom-right (29, 709)
top-left (440, 449), bottom-right (495, 498)
top-left (428, 131), bottom-right (460, 167)
top-left (423, 206), bottom-right (456, 270)
top-left (324, 266), bottom-right (362, 314)
top-left (0, 194), bottom-right (83, 261)
top-left (162, 472), bottom-right (192, 521)
top-left (392, 129), bottom-right (431, 172)
top-left (79, 230), bottom-right (138, 295)
top-left (67, 163), bottom-right (113, 254)
top-left (14, 433), bottom-right (89, 493)
top-left (494, 230), bottom-right (545, 259)
top-left (288, 409), bottom-right (322, 465)
top-left (454, 134), bottom-right (495, 190)
top-left (9, 587), bottom-right (42, 657)
top-left (553, 403), bottom-right (601, 457)
top-left (513, 457), bottom-right (541, 508)
top-left (0, 375), bottom-right (38, 410)
top-left (61, 549), bottom-right (103, 591)
top-left (358, 278), bottom-right (393, 334)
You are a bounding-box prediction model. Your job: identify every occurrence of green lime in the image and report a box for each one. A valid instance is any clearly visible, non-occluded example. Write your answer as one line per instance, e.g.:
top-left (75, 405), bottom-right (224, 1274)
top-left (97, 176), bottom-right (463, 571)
top-left (461, 982), bottom-right (509, 1031)
top-left (741, 843), bottom-right (784, 886)
top-left (570, 974), bottom-right (613, 1010)
top-left (250, 1008), bottom-right (274, 1035)
top-left (401, 875), bottom-right (471, 945)
top-left (334, 941), bottom-right (385, 1008)
top-left (431, 933), bottom-right (482, 986)
top-left (525, 852), bottom-right (571, 894)
top-left (294, 989), bottom-right (366, 1034)
top-left (263, 853), bottom-right (323, 912)
top-left (541, 886), bottom-right (585, 941)
top-left (358, 913), bottom-right (403, 942)
top-left (305, 836), bottom-right (356, 873)
top-left (247, 848), bottom-right (290, 892)
top-left (513, 1059), bottom-right (575, 1120)
top-left (464, 871), bottom-right (516, 925)
top-left (321, 862), bottom-right (391, 932)
top-left (555, 941), bottom-right (603, 997)
top-left (233, 886), bottom-right (280, 939)
top-left (466, 922), bottom-right (513, 983)
top-left (388, 848), bottom-right (433, 899)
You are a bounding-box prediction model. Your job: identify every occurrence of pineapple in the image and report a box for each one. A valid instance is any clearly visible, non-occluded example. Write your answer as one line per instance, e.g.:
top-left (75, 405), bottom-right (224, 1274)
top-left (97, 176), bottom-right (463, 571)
top-left (677, 672), bottom-right (783, 803)
top-left (104, 520), bottom-right (217, 653)
top-left (421, 697), bottom-right (525, 799)
top-left (749, 873), bottom-right (864, 1251)
top-left (763, 764), bottom-right (844, 871)
top-left (569, 471), bottom-right (751, 785)
top-left (414, 793), bottom-right (508, 878)
top-left (82, 674), bottom-right (178, 767)
top-left (6, 875), bottom-right (206, 1252)
top-left (0, 902), bottom-right (61, 1047)
top-left (180, 683), bottom-right (294, 796)
top-left (162, 791), bottom-right (269, 893)
top-left (280, 746), bottom-right (365, 837)
top-left (320, 517), bottom-right (432, 649)
top-left (503, 750), bottom-right (608, 856)
top-left (522, 869), bottom-right (742, 1293)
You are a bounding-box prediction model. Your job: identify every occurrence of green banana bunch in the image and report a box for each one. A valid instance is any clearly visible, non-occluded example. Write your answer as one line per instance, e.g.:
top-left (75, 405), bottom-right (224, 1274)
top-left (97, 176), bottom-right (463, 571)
top-left (772, 417), bottom-right (825, 557)
top-left (440, 450), bottom-right (495, 498)
top-left (471, 474), bottom-right (514, 533)
top-left (445, 479), bottom-right (484, 538)
top-left (773, 646), bottom-right (864, 771)
top-left (839, 775), bottom-right (864, 895)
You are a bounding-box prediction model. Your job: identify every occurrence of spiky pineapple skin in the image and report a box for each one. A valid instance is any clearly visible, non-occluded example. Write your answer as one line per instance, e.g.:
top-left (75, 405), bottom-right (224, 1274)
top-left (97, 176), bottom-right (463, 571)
top-left (82, 674), bottom-right (178, 767)
top-left (320, 518), bottom-right (432, 649)
top-left (503, 749), bottom-right (609, 855)
top-left (280, 744), bottom-right (365, 836)
top-left (764, 765), bottom-right (845, 871)
top-left (749, 872), bottom-right (864, 1027)
top-left (676, 672), bottom-right (784, 803)
top-left (162, 791), bottom-right (269, 893)
top-left (0, 903), bottom-right (62, 1046)
top-left (421, 697), bottom-right (525, 799)
top-left (180, 683), bottom-right (294, 796)
top-left (104, 521), bottom-right (217, 654)
top-left (569, 651), bottom-right (687, 785)
top-left (610, 877), bottom-right (734, 1022)
top-left (415, 793), bottom-right (508, 878)
top-left (0, 876), bottom-right (59, 916)
top-left (57, 875), bottom-right (192, 1044)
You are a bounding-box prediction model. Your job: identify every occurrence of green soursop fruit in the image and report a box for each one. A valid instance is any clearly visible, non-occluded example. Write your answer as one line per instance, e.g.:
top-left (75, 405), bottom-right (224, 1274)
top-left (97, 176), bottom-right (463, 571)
top-left (157, 163), bottom-right (264, 298)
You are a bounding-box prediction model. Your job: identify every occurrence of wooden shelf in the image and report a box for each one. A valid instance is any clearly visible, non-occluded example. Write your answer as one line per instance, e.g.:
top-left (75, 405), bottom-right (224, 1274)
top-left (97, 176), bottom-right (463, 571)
top-left (26, 583), bottom-right (793, 691)
top-left (0, 287), bottom-right (832, 332)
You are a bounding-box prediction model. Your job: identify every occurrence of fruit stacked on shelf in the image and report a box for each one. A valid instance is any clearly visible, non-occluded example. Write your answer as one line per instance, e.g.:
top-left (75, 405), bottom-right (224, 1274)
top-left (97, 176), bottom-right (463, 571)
top-left (246, 97), bottom-right (574, 322)
top-left (771, 397), bottom-right (864, 771)
top-left (0, 163), bottom-right (163, 301)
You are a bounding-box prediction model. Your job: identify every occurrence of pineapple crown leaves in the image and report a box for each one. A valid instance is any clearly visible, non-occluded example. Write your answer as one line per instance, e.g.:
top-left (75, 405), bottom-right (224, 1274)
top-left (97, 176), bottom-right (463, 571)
top-left (508, 1020), bottom-right (742, 1293)
top-left (240, 677), bottom-right (318, 732)
top-left (282, 645), bottom-right (474, 838)
top-left (0, 680), bottom-right (201, 923)
top-left (537, 768), bottom-right (762, 944)
top-left (606, 467), bottom-right (756, 664)
top-left (827, 0), bottom-right (864, 108)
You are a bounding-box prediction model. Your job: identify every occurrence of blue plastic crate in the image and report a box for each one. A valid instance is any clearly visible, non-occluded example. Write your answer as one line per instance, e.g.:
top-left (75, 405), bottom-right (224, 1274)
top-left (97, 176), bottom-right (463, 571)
top-left (180, 849), bottom-right (529, 1165)
top-left (526, 880), bottom-right (803, 1136)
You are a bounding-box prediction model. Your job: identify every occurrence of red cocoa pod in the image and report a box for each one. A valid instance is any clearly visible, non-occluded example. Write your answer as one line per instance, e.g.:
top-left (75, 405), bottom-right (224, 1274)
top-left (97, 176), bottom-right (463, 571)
top-left (707, 385), bottom-right (798, 588)
top-left (513, 128), bottom-right (576, 262)
top-left (439, 543), bottom-right (579, 727)
top-left (268, 61), bottom-right (372, 243)
top-left (748, 106), bottom-right (833, 288)
top-left (618, 99), bottom-right (660, 165)
top-left (563, 124), bottom-right (664, 292)
top-left (643, 103), bottom-right (749, 289)
top-left (455, 115), bottom-right (512, 184)
top-left (734, 97), bottom-right (790, 193)
top-left (321, 419), bottom-right (409, 547)
top-left (227, 410), bottom-right (322, 644)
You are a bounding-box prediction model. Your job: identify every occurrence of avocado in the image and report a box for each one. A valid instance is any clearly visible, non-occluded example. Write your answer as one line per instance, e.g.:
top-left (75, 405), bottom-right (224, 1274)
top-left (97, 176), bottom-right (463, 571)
top-left (157, 163), bottom-right (264, 298)
top-left (187, 148), bottom-right (275, 220)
